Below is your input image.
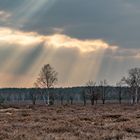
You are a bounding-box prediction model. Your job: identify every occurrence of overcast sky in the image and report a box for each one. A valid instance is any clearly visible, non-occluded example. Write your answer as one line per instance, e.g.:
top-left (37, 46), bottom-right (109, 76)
top-left (0, 0), bottom-right (140, 87)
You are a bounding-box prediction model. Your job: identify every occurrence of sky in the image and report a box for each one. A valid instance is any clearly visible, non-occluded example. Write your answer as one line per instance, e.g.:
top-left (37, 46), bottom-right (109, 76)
top-left (0, 0), bottom-right (140, 87)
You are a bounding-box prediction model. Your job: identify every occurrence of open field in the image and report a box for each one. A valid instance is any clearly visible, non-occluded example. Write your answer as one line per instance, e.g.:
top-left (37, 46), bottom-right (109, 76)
top-left (0, 104), bottom-right (140, 140)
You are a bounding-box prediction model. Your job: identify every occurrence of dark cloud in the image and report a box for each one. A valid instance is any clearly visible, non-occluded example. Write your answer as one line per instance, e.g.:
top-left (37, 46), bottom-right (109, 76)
top-left (1, 0), bottom-right (140, 49)
top-left (17, 0), bottom-right (140, 49)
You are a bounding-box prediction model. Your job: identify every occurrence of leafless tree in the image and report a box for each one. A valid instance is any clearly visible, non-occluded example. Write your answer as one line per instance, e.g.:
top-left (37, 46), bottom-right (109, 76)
top-left (29, 88), bottom-right (38, 105)
top-left (86, 81), bottom-right (96, 105)
top-left (35, 64), bottom-right (58, 105)
top-left (69, 96), bottom-right (73, 105)
top-left (122, 68), bottom-right (140, 104)
top-left (81, 89), bottom-right (87, 106)
top-left (60, 92), bottom-right (64, 105)
top-left (94, 88), bottom-right (100, 104)
top-left (100, 80), bottom-right (108, 104)
top-left (116, 81), bottom-right (124, 104)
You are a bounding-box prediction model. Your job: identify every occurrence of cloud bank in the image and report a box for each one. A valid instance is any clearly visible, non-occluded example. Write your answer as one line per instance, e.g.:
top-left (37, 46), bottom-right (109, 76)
top-left (0, 27), bottom-right (120, 87)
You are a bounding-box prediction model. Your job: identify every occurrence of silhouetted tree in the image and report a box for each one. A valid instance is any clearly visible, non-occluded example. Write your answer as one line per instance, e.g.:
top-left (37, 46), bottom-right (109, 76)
top-left (35, 64), bottom-right (58, 105)
top-left (100, 80), bottom-right (108, 104)
top-left (30, 88), bottom-right (37, 105)
top-left (86, 81), bottom-right (96, 105)
top-left (116, 81), bottom-right (124, 104)
top-left (94, 88), bottom-right (100, 104)
top-left (69, 96), bottom-right (73, 105)
top-left (57, 89), bottom-right (65, 105)
top-left (81, 89), bottom-right (87, 106)
top-left (69, 89), bottom-right (75, 105)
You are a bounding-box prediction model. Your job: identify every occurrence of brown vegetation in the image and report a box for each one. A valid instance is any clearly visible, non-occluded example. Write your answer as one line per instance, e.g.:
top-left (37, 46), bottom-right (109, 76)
top-left (0, 104), bottom-right (140, 140)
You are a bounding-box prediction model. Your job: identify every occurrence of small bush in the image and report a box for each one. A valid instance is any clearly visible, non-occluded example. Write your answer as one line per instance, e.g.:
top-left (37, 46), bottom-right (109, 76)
top-left (125, 128), bottom-right (134, 133)
top-left (21, 111), bottom-right (29, 117)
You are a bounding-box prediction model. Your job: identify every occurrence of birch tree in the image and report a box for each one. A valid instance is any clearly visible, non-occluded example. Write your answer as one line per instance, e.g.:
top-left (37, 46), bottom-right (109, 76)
top-left (35, 64), bottom-right (58, 105)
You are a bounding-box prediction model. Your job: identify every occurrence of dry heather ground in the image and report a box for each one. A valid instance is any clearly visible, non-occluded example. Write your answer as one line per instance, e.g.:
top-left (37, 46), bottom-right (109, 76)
top-left (0, 104), bottom-right (140, 140)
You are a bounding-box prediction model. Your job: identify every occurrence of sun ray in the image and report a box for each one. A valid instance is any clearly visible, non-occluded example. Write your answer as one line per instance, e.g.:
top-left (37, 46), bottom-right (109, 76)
top-left (12, 0), bottom-right (57, 25)
top-left (0, 26), bottom-right (118, 87)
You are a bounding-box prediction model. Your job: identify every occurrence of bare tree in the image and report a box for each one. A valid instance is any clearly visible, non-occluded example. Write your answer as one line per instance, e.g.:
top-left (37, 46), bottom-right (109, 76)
top-left (69, 96), bottom-right (73, 105)
top-left (60, 92), bottom-right (64, 105)
top-left (122, 68), bottom-right (140, 104)
top-left (29, 88), bottom-right (36, 105)
top-left (100, 80), bottom-right (108, 104)
top-left (81, 89), bottom-right (87, 106)
top-left (116, 81), bottom-right (124, 104)
top-left (86, 81), bottom-right (96, 105)
top-left (35, 64), bottom-right (58, 105)
top-left (94, 88), bottom-right (100, 104)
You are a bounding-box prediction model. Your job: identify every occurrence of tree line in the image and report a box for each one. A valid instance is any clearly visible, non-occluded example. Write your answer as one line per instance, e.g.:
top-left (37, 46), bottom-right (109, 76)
top-left (33, 64), bottom-right (140, 105)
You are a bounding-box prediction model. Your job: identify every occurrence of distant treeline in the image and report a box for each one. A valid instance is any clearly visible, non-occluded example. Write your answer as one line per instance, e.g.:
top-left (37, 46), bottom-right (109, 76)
top-left (0, 86), bottom-right (137, 105)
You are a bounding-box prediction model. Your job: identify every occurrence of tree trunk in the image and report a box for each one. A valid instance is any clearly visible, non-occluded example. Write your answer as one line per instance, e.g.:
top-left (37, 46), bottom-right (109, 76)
top-left (96, 99), bottom-right (98, 104)
top-left (135, 87), bottom-right (138, 104)
top-left (70, 98), bottom-right (73, 105)
top-left (32, 98), bottom-right (36, 105)
top-left (91, 98), bottom-right (94, 105)
top-left (133, 95), bottom-right (135, 104)
top-left (102, 87), bottom-right (105, 104)
top-left (82, 92), bottom-right (86, 106)
top-left (47, 90), bottom-right (50, 105)
top-left (119, 97), bottom-right (122, 104)
top-left (102, 99), bottom-right (105, 104)
top-left (84, 98), bottom-right (86, 106)
top-left (61, 97), bottom-right (63, 105)
top-left (119, 92), bottom-right (122, 104)
top-left (42, 94), bottom-right (47, 104)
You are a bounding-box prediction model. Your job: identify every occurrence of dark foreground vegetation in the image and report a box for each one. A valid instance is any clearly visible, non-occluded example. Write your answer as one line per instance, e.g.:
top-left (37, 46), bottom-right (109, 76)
top-left (0, 104), bottom-right (140, 140)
